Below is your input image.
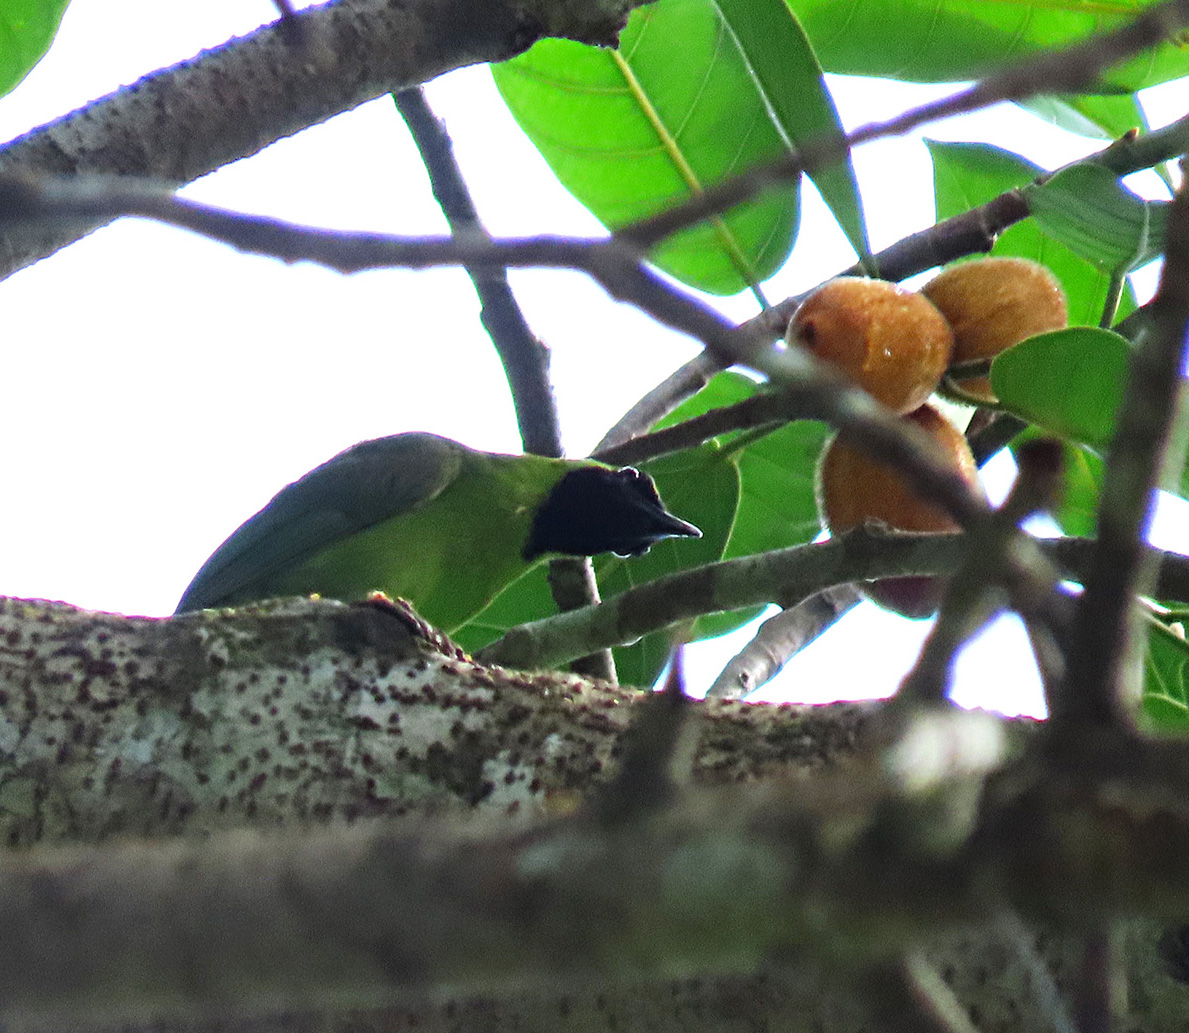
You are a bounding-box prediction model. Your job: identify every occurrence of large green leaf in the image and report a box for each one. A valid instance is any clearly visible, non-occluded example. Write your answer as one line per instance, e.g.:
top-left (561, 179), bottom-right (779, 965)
top-left (991, 328), bottom-right (1131, 450)
top-left (712, 0), bottom-right (869, 263)
top-left (492, 0), bottom-right (802, 295)
top-left (1026, 163), bottom-right (1167, 274)
top-left (601, 445), bottom-right (741, 685)
top-left (994, 329), bottom-right (1189, 501)
top-left (927, 140), bottom-right (1136, 328)
top-left (651, 372), bottom-right (827, 639)
top-left (790, 0), bottom-right (1189, 91)
top-left (0, 0), bottom-right (69, 97)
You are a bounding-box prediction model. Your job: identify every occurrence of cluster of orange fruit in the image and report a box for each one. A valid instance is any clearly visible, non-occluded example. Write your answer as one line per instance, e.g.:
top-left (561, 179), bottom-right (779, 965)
top-left (785, 257), bottom-right (1069, 618)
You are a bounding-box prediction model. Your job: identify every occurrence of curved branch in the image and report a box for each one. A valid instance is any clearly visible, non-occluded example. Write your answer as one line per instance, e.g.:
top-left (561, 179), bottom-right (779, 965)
top-left (479, 534), bottom-right (1189, 672)
top-left (0, 176), bottom-right (991, 531)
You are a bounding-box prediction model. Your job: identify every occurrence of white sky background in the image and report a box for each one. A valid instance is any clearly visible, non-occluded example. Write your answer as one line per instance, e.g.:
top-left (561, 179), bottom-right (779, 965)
top-left (0, 0), bottom-right (1185, 712)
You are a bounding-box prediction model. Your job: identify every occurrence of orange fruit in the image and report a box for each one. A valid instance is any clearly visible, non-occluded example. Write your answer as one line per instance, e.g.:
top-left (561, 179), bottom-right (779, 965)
top-left (922, 257), bottom-right (1067, 403)
top-left (787, 277), bottom-right (953, 414)
top-left (816, 404), bottom-right (980, 619)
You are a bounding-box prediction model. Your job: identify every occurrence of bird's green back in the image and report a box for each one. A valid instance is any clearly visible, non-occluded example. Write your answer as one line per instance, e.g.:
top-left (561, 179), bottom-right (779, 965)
top-left (245, 447), bottom-right (578, 632)
top-left (177, 434), bottom-right (591, 633)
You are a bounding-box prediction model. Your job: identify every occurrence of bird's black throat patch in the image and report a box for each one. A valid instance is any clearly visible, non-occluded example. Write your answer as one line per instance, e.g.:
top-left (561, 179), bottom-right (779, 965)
top-left (524, 466), bottom-right (701, 560)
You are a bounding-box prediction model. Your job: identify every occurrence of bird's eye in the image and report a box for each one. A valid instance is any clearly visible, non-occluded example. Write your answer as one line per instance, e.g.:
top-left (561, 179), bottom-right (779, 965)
top-left (616, 466), bottom-right (662, 504)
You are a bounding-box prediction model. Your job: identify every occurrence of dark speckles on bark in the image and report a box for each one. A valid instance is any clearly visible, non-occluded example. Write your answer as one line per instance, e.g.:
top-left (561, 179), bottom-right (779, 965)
top-left (0, 598), bottom-right (874, 847)
top-left (425, 741), bottom-right (492, 807)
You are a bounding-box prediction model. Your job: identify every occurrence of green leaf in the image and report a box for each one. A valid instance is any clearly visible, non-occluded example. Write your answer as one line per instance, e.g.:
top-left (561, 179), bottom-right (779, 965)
top-left (789, 1), bottom-right (1189, 91)
top-left (601, 445), bottom-right (741, 686)
top-left (1142, 615), bottom-right (1189, 731)
top-left (1015, 92), bottom-right (1149, 141)
top-left (491, 0), bottom-right (800, 295)
top-left (727, 424), bottom-right (825, 560)
top-left (991, 327), bottom-right (1131, 450)
top-left (712, 0), bottom-right (869, 263)
top-left (653, 371), bottom-right (827, 639)
top-left (927, 140), bottom-right (1136, 327)
top-left (1026, 163), bottom-right (1167, 274)
top-left (1055, 444), bottom-right (1106, 540)
top-left (1005, 368), bottom-right (1189, 509)
top-left (0, 0), bottom-right (69, 97)
top-left (654, 369), bottom-right (758, 429)
top-left (693, 419), bottom-right (827, 638)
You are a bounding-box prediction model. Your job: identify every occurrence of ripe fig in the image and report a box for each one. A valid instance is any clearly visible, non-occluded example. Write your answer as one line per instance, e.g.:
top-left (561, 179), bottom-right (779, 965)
top-left (787, 277), bottom-right (953, 414)
top-left (922, 256), bottom-right (1068, 403)
top-left (816, 404), bottom-right (980, 619)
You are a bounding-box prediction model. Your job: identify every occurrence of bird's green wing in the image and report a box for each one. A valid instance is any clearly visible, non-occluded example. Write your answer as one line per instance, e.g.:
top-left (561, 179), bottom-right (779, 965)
top-left (176, 434), bottom-right (465, 611)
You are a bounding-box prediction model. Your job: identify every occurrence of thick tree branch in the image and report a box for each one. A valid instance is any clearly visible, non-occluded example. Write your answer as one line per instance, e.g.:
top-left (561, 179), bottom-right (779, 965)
top-left (0, 595), bottom-right (877, 846)
top-left (0, 736), bottom-right (1007, 1026)
top-left (3, 606), bottom-right (1189, 1031)
top-left (0, 0), bottom-right (649, 279)
top-left (1061, 174), bottom-right (1189, 729)
top-left (3, 596), bottom-right (1189, 1029)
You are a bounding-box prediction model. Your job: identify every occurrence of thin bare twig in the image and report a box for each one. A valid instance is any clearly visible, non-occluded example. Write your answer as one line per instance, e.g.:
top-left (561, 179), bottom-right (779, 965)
top-left (863, 955), bottom-right (982, 1033)
top-left (393, 87), bottom-right (563, 459)
top-left (545, 559), bottom-right (616, 681)
top-left (992, 913), bottom-right (1079, 1033)
top-left (1072, 928), bottom-right (1123, 1033)
top-left (0, 175), bottom-right (988, 531)
top-left (595, 352), bottom-right (727, 452)
top-left (391, 87), bottom-right (614, 681)
top-left (593, 390), bottom-right (791, 467)
top-left (969, 414), bottom-right (1030, 467)
top-left (270, 0), bottom-right (305, 47)
top-left (706, 586), bottom-right (862, 700)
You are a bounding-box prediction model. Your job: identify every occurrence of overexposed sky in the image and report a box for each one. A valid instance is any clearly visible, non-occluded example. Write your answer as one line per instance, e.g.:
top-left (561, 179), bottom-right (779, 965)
top-left (0, 0), bottom-right (1184, 710)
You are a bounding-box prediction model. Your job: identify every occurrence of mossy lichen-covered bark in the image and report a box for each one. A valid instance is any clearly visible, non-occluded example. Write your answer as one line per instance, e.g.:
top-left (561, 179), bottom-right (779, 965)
top-left (0, 595), bottom-right (1188, 1032)
top-left (0, 595), bottom-right (869, 846)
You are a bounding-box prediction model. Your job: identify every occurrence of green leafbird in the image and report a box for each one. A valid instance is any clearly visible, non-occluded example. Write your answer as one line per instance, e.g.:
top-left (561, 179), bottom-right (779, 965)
top-left (176, 432), bottom-right (701, 632)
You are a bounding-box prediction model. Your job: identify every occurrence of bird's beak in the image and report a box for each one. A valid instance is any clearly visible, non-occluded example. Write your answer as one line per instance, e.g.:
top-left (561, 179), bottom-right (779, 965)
top-left (653, 512), bottom-right (702, 540)
top-left (616, 509), bottom-right (702, 556)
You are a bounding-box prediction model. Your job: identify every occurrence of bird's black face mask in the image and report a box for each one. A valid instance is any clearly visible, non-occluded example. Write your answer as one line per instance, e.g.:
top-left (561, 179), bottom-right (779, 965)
top-left (524, 466), bottom-right (701, 561)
